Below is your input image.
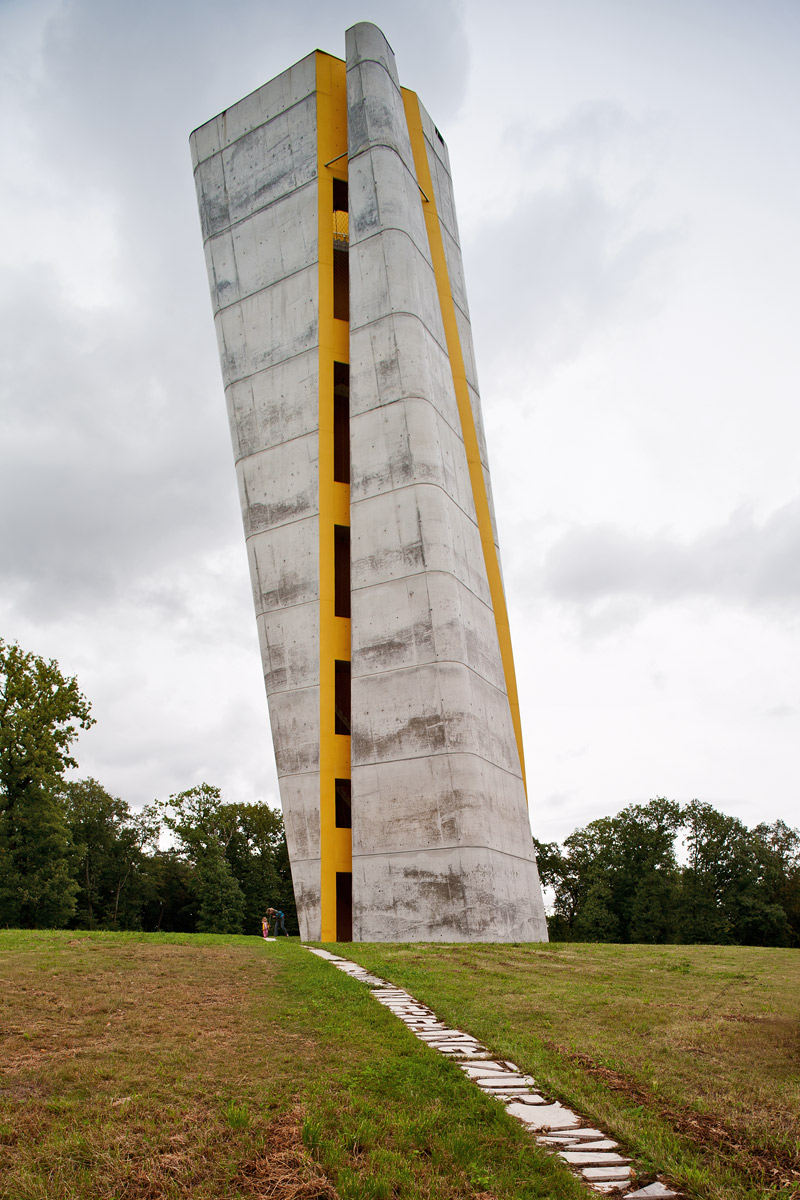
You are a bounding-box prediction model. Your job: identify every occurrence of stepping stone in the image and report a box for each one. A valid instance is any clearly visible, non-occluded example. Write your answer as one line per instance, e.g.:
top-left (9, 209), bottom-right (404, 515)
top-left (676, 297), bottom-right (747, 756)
top-left (559, 1151), bottom-right (630, 1166)
top-left (476, 1075), bottom-right (537, 1089)
top-left (441, 1046), bottom-right (492, 1058)
top-left (582, 1166), bottom-right (633, 1181)
top-left (539, 1136), bottom-right (618, 1149)
top-left (506, 1101), bottom-right (581, 1130)
top-left (627, 1185), bottom-right (679, 1198)
top-left (459, 1061), bottom-right (508, 1074)
top-left (536, 1129), bottom-right (606, 1144)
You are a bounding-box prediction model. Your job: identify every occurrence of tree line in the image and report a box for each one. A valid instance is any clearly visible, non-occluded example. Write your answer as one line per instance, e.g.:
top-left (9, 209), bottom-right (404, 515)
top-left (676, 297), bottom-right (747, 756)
top-left (0, 638), bottom-right (296, 934)
top-left (534, 797), bottom-right (800, 946)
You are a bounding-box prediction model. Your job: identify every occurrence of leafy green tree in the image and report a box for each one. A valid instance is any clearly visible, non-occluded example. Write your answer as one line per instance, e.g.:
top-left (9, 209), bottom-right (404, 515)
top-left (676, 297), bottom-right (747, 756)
top-left (0, 640), bottom-right (94, 928)
top-left (572, 876), bottom-right (620, 942)
top-left (223, 802), bottom-right (292, 935)
top-left (550, 799), bottom-right (681, 943)
top-left (138, 849), bottom-right (197, 933)
top-left (61, 779), bottom-right (158, 929)
top-left (158, 784), bottom-right (245, 934)
top-left (752, 819), bottom-right (800, 946)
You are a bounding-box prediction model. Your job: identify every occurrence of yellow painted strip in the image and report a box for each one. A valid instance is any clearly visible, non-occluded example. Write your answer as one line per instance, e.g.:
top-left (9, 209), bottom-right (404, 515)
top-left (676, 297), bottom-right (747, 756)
top-left (316, 52), bottom-right (350, 941)
top-left (402, 90), bottom-right (528, 795)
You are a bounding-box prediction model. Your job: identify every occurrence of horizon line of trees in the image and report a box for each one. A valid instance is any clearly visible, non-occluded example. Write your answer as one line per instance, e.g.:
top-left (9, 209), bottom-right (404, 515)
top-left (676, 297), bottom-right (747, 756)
top-left (534, 798), bottom-right (800, 947)
top-left (0, 638), bottom-right (296, 935)
top-left (3, 637), bottom-right (799, 947)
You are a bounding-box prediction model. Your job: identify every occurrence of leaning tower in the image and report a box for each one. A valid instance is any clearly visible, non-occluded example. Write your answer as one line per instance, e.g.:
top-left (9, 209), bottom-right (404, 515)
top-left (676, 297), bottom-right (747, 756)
top-left (190, 22), bottom-right (548, 943)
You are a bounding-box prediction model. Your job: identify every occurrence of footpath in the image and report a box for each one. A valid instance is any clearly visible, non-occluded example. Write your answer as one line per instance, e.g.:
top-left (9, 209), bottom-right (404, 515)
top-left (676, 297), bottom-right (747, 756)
top-left (305, 946), bottom-right (682, 1199)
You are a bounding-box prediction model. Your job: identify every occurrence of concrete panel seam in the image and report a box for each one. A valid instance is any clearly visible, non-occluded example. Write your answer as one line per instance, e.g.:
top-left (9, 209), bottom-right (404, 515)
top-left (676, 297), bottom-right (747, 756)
top-left (351, 478), bottom-right (479, 539)
top-left (233, 425), bottom-right (322, 468)
top-left (211, 258), bottom-right (319, 317)
top-left (351, 747), bottom-right (524, 785)
top-left (350, 570), bottom-right (493, 619)
top-left (350, 307), bottom-right (449, 363)
top-left (346, 58), bottom-right (404, 102)
top-left (222, 342), bottom-right (323, 393)
top-left (350, 561), bottom-right (494, 620)
top-left (244, 509), bottom-right (321, 541)
top-left (200, 177), bottom-right (316, 248)
top-left (348, 142), bottom-right (429, 207)
top-left (191, 89), bottom-right (319, 171)
top-left (352, 655), bottom-right (512, 703)
top-left (350, 215), bottom-right (435, 269)
top-left (347, 392), bottom-right (467, 461)
top-left (351, 844), bottom-right (537, 866)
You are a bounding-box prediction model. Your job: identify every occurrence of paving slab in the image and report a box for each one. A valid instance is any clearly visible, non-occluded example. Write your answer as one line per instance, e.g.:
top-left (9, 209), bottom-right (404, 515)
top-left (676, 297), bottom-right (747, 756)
top-left (626, 1185), bottom-right (679, 1198)
top-left (505, 1101), bottom-right (581, 1130)
top-left (302, 948), bottom-right (680, 1200)
top-left (582, 1166), bottom-right (633, 1181)
top-left (459, 1061), bottom-right (508, 1074)
top-left (474, 1074), bottom-right (536, 1088)
top-left (536, 1129), bottom-right (606, 1143)
top-left (540, 1137), bottom-right (618, 1149)
top-left (559, 1151), bottom-right (630, 1166)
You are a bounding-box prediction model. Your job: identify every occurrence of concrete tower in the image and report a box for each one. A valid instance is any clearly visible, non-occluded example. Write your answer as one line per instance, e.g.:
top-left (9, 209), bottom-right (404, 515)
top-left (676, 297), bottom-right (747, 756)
top-left (190, 23), bottom-right (548, 943)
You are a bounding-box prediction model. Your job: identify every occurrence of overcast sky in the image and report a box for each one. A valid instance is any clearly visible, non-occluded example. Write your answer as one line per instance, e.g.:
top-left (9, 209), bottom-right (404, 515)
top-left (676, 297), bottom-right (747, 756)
top-left (1, 0), bottom-right (798, 846)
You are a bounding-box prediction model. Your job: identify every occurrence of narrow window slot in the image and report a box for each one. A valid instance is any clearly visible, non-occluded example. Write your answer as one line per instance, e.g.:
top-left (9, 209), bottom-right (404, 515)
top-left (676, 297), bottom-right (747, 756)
top-left (333, 361), bottom-right (350, 483)
top-left (335, 871), bottom-right (353, 941)
top-left (334, 659), bottom-right (351, 735)
top-left (332, 178), bottom-right (349, 321)
top-left (335, 778), bottom-right (352, 829)
top-left (334, 524), bottom-right (351, 618)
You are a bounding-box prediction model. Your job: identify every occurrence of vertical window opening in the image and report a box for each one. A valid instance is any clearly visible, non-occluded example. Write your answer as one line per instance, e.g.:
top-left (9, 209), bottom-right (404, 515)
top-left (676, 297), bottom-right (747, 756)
top-left (332, 178), bottom-right (349, 321)
top-left (334, 659), bottom-right (351, 735)
top-left (335, 778), bottom-right (352, 829)
top-left (333, 361), bottom-right (350, 483)
top-left (335, 871), bottom-right (352, 941)
top-left (334, 525), bottom-right (351, 618)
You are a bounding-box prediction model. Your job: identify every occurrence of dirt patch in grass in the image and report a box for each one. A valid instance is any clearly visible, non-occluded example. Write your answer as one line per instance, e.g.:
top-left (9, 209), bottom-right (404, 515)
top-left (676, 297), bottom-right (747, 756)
top-left (234, 1109), bottom-right (339, 1199)
top-left (548, 1041), bottom-right (800, 1195)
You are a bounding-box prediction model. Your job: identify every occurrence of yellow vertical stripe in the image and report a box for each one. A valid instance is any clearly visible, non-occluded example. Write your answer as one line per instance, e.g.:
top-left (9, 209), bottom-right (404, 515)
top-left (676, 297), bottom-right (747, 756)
top-left (316, 52), bottom-right (350, 942)
top-left (402, 90), bottom-right (528, 795)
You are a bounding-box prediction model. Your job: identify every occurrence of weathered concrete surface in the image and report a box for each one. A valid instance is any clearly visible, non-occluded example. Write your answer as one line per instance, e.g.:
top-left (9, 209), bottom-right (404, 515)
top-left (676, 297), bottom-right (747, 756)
top-left (191, 53), bottom-right (322, 943)
top-left (192, 22), bottom-right (548, 943)
top-left (346, 21), bottom-right (546, 942)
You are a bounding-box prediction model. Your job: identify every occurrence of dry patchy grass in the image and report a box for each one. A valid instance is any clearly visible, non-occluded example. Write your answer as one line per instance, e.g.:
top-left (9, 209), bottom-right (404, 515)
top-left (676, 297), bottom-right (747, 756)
top-left (339, 940), bottom-right (800, 1199)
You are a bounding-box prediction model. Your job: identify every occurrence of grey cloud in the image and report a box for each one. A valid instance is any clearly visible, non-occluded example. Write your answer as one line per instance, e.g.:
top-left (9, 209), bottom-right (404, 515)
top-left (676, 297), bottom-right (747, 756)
top-left (542, 499), bottom-right (800, 612)
top-left (461, 96), bottom-right (676, 380)
top-left (0, 264), bottom-right (238, 616)
top-left (465, 176), bottom-right (675, 380)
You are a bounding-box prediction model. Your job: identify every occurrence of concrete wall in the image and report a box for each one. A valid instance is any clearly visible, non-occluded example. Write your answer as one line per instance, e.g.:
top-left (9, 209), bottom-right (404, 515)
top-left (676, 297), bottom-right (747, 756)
top-left (192, 25), bottom-right (548, 943)
top-left (190, 54), bottom-right (323, 941)
top-left (346, 23), bottom-right (547, 941)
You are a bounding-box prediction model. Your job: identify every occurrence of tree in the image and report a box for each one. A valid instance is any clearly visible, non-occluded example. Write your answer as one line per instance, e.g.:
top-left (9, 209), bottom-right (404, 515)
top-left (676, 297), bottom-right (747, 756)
top-left (0, 640), bottom-right (94, 928)
top-left (548, 799), bottom-right (681, 943)
top-left (677, 801), bottom-right (793, 946)
top-left (223, 802), bottom-right (293, 935)
top-left (158, 784), bottom-right (245, 935)
top-left (61, 779), bottom-right (158, 929)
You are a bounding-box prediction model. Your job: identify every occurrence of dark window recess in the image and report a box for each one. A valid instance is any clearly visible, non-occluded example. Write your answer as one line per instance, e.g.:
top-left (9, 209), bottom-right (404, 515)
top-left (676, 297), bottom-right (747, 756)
top-left (336, 871), bottom-right (353, 942)
top-left (335, 778), bottom-right (352, 829)
top-left (333, 361), bottom-right (350, 483)
top-left (334, 524), bottom-right (351, 618)
top-left (334, 659), bottom-right (351, 735)
top-left (333, 177), bottom-right (348, 214)
top-left (333, 178), bottom-right (349, 321)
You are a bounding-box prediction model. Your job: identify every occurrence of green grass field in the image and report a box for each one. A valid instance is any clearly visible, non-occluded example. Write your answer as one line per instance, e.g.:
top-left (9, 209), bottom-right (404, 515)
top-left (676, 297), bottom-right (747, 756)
top-left (0, 932), bottom-right (797, 1199)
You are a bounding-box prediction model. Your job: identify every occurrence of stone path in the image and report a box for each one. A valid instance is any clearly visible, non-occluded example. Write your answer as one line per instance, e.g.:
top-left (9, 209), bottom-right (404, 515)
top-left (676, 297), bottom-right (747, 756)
top-left (304, 947), bottom-right (681, 1198)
